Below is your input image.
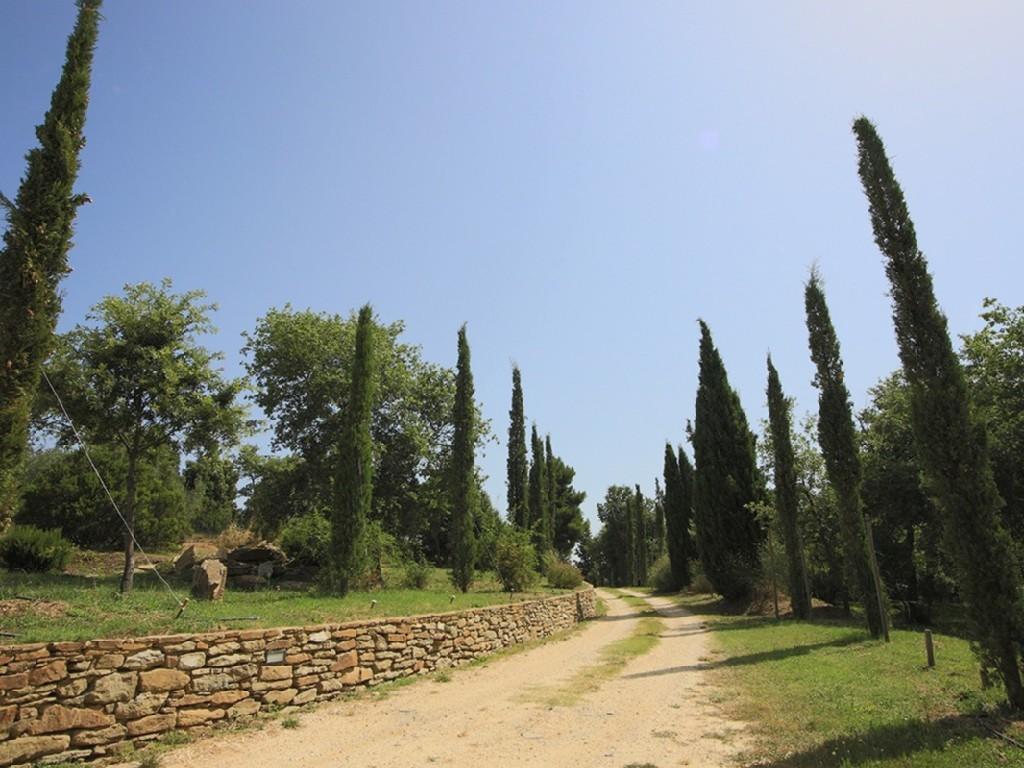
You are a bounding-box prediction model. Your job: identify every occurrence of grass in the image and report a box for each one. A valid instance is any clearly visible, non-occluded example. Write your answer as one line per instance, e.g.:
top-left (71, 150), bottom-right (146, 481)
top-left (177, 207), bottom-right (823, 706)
top-left (0, 564), bottom-right (567, 643)
top-left (674, 593), bottom-right (1024, 768)
top-left (519, 591), bottom-right (663, 707)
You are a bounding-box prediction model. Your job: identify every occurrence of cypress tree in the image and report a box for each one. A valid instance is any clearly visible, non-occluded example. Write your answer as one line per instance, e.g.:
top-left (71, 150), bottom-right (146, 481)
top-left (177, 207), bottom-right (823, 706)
top-left (805, 271), bottom-right (886, 638)
top-left (692, 321), bottom-right (761, 599)
top-left (678, 446), bottom-right (696, 578)
top-left (506, 367), bottom-right (528, 528)
top-left (0, 0), bottom-right (102, 524)
top-left (624, 487), bottom-right (637, 585)
top-left (653, 477), bottom-right (666, 558)
top-left (854, 117), bottom-right (1024, 703)
top-left (544, 435), bottom-right (556, 551)
top-left (662, 444), bottom-right (692, 588)
top-left (449, 324), bottom-right (477, 593)
top-left (330, 304), bottom-right (376, 595)
top-left (634, 484), bottom-right (648, 585)
top-left (765, 356), bottom-right (812, 620)
top-left (528, 425), bottom-right (546, 550)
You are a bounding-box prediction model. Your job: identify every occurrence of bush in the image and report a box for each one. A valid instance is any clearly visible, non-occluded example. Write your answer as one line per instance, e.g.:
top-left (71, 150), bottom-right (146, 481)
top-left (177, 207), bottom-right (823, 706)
top-left (215, 522), bottom-right (257, 556)
top-left (494, 528), bottom-right (537, 593)
top-left (279, 512), bottom-right (330, 567)
top-left (543, 553), bottom-right (583, 589)
top-left (648, 554), bottom-right (677, 593)
top-left (0, 526), bottom-right (72, 573)
top-left (690, 569), bottom-right (714, 594)
top-left (402, 560), bottom-right (431, 589)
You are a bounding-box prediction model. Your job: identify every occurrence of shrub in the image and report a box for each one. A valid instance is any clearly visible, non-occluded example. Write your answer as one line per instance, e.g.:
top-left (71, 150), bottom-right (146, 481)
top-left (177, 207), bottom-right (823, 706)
top-left (279, 512), bottom-right (331, 567)
top-left (648, 554), bottom-right (676, 593)
top-left (402, 560), bottom-right (431, 589)
top-left (543, 554), bottom-right (583, 589)
top-left (0, 526), bottom-right (72, 573)
top-left (216, 522), bottom-right (257, 556)
top-left (494, 527), bottom-right (537, 593)
top-left (690, 568), bottom-right (714, 594)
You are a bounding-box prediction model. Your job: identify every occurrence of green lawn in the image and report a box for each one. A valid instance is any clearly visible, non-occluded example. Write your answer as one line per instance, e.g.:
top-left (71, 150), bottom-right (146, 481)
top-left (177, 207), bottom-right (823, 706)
top-left (0, 566), bottom-right (565, 644)
top-left (675, 594), bottom-right (1024, 768)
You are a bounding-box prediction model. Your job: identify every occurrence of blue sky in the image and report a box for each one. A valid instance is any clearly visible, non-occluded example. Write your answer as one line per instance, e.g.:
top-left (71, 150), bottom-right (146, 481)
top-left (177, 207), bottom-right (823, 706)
top-left (3, 2), bottom-right (1023, 527)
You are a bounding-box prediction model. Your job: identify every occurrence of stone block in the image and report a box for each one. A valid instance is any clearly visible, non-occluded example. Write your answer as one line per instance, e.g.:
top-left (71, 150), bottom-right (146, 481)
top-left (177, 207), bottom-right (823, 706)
top-left (125, 714), bottom-right (177, 737)
top-left (138, 669), bottom-right (189, 693)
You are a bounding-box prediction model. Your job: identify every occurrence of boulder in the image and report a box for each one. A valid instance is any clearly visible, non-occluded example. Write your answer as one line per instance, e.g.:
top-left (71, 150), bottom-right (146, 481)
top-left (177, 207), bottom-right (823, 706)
top-left (226, 541), bottom-right (286, 565)
top-left (192, 559), bottom-right (227, 601)
top-left (172, 544), bottom-right (198, 575)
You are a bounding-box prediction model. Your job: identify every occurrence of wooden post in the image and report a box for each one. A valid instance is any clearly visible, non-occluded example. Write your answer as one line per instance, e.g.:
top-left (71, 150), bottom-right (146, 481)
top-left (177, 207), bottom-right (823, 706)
top-left (925, 629), bottom-right (935, 668)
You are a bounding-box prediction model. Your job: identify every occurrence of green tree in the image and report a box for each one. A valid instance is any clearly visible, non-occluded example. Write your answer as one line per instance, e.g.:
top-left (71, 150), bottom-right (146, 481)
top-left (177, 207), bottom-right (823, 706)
top-left (544, 435), bottom-right (557, 551)
top-left (0, 1), bottom-right (102, 525)
top-left (634, 484), bottom-right (649, 585)
top-left (765, 356), bottom-right (812, 620)
top-left (449, 325), bottom-right (477, 592)
top-left (595, 485), bottom-right (634, 586)
top-left (329, 304), bottom-right (377, 595)
top-left (39, 280), bottom-right (247, 592)
top-left (662, 444), bottom-right (692, 589)
top-left (184, 451), bottom-right (239, 534)
top-left (548, 454), bottom-right (587, 559)
top-left (653, 478), bottom-right (666, 559)
top-left (692, 320), bottom-right (762, 599)
top-left (528, 425), bottom-right (546, 552)
top-left (506, 366), bottom-right (528, 528)
top-left (805, 269), bottom-right (886, 638)
top-left (854, 117), bottom-right (1024, 703)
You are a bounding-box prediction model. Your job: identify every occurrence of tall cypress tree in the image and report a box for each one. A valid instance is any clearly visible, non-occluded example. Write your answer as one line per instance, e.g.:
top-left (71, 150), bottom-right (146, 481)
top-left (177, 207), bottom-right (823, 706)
top-left (528, 425), bottom-right (546, 551)
top-left (544, 435), bottom-right (556, 551)
top-left (449, 325), bottom-right (477, 592)
top-left (662, 444), bottom-right (692, 588)
top-left (624, 487), bottom-right (637, 585)
top-left (506, 367), bottom-right (528, 528)
top-left (805, 271), bottom-right (886, 638)
top-left (0, 0), bottom-right (102, 525)
top-left (692, 321), bottom-right (761, 599)
top-left (653, 477), bottom-right (666, 558)
top-left (854, 117), bottom-right (1024, 703)
top-left (766, 356), bottom-right (812, 620)
top-left (634, 484), bottom-right (648, 585)
top-left (678, 446), bottom-right (696, 578)
top-left (330, 304), bottom-right (376, 595)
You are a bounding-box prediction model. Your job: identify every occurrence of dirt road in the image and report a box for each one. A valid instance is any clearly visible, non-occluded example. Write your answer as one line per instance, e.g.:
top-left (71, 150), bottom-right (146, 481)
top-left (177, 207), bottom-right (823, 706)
top-left (162, 590), bottom-right (746, 768)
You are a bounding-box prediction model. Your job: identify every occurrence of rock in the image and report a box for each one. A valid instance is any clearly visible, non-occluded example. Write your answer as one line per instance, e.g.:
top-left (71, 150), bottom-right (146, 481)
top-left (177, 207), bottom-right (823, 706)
top-left (123, 649), bottom-right (165, 670)
top-left (71, 724), bottom-right (127, 747)
top-left (177, 708), bottom-right (226, 728)
top-left (30, 704), bottom-right (114, 734)
top-left (114, 692), bottom-right (168, 720)
top-left (85, 673), bottom-right (137, 705)
top-left (330, 651), bottom-right (357, 672)
top-left (0, 735), bottom-right (71, 766)
top-left (28, 661), bottom-right (67, 686)
top-left (172, 544), bottom-right (197, 575)
top-left (138, 669), bottom-right (189, 693)
top-left (292, 689), bottom-right (316, 705)
top-left (0, 706), bottom-right (15, 729)
top-left (0, 672), bottom-right (28, 691)
top-left (261, 688), bottom-right (296, 705)
top-left (259, 665), bottom-right (293, 682)
top-left (190, 673), bottom-right (232, 694)
top-left (125, 714), bottom-right (177, 737)
top-left (178, 651), bottom-right (206, 670)
top-left (230, 574), bottom-right (266, 590)
top-left (192, 559), bottom-right (227, 601)
top-left (227, 699), bottom-right (260, 718)
top-left (208, 653), bottom-right (250, 667)
top-left (226, 541), bottom-right (285, 565)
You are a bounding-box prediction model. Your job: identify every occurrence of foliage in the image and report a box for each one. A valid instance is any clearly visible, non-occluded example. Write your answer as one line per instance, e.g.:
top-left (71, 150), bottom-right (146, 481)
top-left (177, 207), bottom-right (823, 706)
top-left (548, 451), bottom-right (587, 559)
top-left (647, 554), bottom-right (676, 593)
top-left (592, 485), bottom-right (633, 586)
top-left (765, 356), bottom-right (812, 619)
top-left (661, 445), bottom-right (692, 590)
top-left (215, 523), bottom-right (256, 555)
top-left (692, 320), bottom-right (762, 599)
top-left (17, 446), bottom-right (190, 549)
top-left (329, 304), bottom-right (376, 595)
top-left (449, 325), bottom-right (477, 593)
top-left (506, 366), bottom-right (529, 528)
top-left (183, 452), bottom-right (238, 534)
top-left (243, 307), bottom-right (490, 555)
top-left (0, 1), bottom-right (102, 526)
top-left (494, 526), bottom-right (537, 592)
top-left (542, 551), bottom-right (583, 589)
top-left (854, 117), bottom-right (1024, 706)
top-left (37, 280), bottom-right (247, 592)
top-left (633, 484), bottom-right (648, 585)
top-left (805, 269), bottom-right (886, 638)
top-left (961, 299), bottom-right (1024, 545)
top-left (401, 559), bottom-right (431, 589)
top-left (527, 425), bottom-right (547, 552)
top-left (279, 511), bottom-right (331, 567)
top-left (0, 525), bottom-right (72, 573)
top-left (860, 372), bottom-right (955, 619)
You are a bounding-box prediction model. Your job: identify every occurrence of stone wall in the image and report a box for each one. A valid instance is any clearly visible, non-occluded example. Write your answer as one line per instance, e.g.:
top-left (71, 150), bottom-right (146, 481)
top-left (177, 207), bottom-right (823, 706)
top-left (0, 588), bottom-right (596, 766)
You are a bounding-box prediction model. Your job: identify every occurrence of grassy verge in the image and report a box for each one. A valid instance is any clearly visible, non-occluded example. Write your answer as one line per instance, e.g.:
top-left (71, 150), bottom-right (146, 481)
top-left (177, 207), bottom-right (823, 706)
top-left (675, 593), bottom-right (1024, 768)
top-left (519, 591), bottom-right (663, 707)
top-left (0, 567), bottom-right (566, 643)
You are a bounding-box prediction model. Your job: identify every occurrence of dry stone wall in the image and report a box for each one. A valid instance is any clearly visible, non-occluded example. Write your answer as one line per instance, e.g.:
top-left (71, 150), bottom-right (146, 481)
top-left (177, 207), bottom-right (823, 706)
top-left (0, 588), bottom-right (596, 766)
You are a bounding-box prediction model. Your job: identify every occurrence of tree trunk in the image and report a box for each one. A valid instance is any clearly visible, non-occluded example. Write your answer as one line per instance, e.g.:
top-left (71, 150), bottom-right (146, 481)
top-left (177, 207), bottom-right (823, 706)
top-left (119, 450), bottom-right (139, 594)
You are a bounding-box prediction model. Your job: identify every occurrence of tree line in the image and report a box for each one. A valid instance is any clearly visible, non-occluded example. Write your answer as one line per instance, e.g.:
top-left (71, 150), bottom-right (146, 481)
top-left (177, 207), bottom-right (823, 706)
top-left (587, 119), bottom-right (1024, 709)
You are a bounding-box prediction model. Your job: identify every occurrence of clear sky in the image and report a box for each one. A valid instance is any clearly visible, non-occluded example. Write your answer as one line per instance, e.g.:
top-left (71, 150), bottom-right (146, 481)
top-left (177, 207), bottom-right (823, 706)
top-left (3, 2), bottom-right (1023, 528)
